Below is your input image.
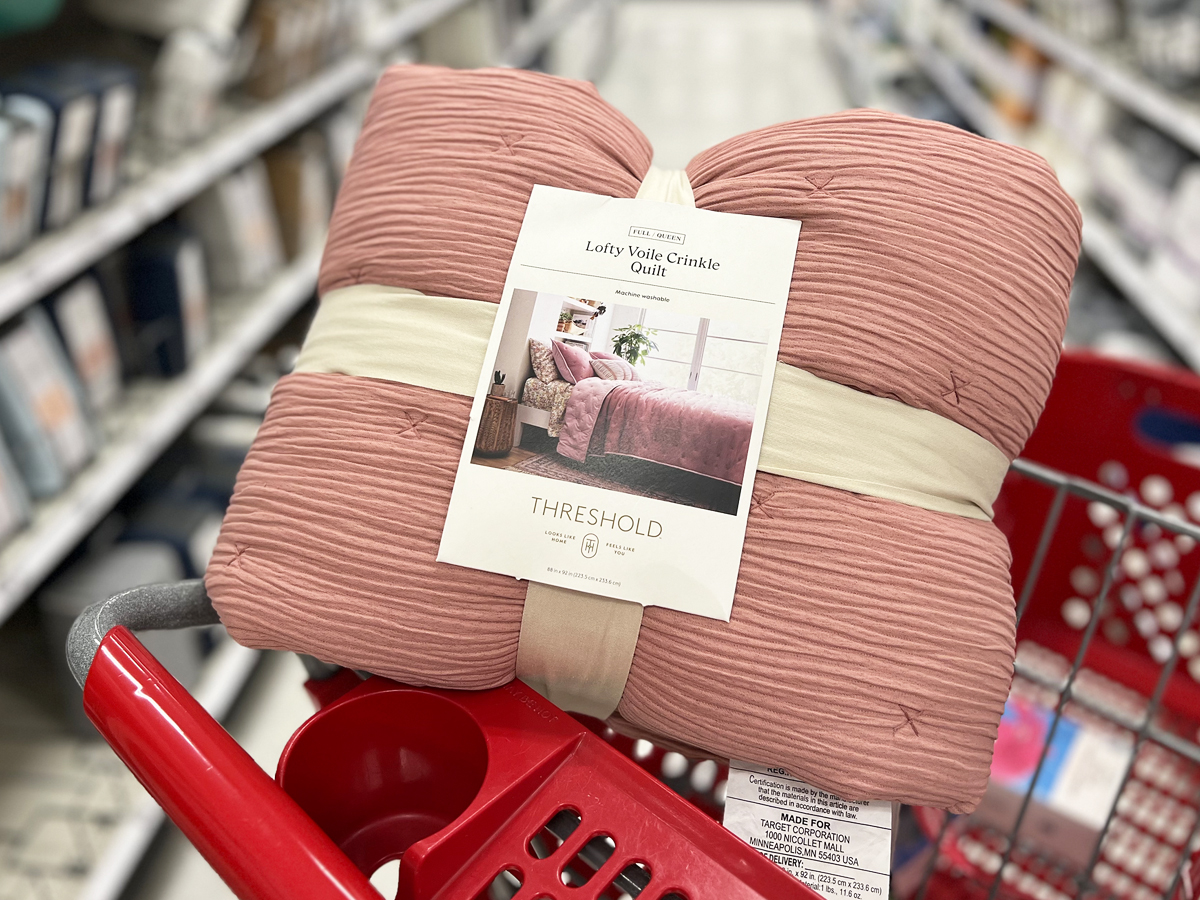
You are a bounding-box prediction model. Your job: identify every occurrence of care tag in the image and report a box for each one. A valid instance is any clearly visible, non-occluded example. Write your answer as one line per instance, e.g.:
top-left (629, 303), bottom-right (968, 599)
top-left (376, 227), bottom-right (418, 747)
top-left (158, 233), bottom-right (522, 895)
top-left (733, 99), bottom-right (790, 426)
top-left (723, 760), bottom-right (892, 900)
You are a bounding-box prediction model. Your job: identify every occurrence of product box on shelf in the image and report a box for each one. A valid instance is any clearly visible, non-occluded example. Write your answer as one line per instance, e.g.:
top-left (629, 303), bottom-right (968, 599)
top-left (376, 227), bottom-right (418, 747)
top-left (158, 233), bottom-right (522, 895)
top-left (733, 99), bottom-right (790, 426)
top-left (320, 95), bottom-right (367, 187)
top-left (0, 434), bottom-right (29, 549)
top-left (264, 129), bottom-right (333, 258)
top-left (244, 0), bottom-right (324, 100)
top-left (67, 59), bottom-right (138, 206)
top-left (1148, 163), bottom-right (1200, 310)
top-left (92, 248), bottom-right (144, 378)
top-left (1, 65), bottom-right (100, 230)
top-left (47, 274), bottom-right (124, 415)
top-left (0, 96), bottom-right (52, 256)
top-left (181, 159), bottom-right (283, 294)
top-left (83, 0), bottom-right (252, 38)
top-left (0, 307), bottom-right (97, 498)
top-left (0, 112), bottom-right (42, 258)
top-left (1127, 0), bottom-right (1200, 89)
top-left (149, 30), bottom-right (234, 147)
top-left (126, 222), bottom-right (212, 376)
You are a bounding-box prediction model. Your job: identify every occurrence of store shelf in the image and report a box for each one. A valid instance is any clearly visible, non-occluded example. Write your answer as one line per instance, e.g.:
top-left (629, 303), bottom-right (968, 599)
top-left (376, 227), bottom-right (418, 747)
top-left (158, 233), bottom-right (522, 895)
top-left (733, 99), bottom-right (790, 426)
top-left (958, 0), bottom-right (1200, 157)
top-left (0, 243), bottom-right (322, 625)
top-left (560, 297), bottom-right (599, 312)
top-left (906, 38), bottom-right (1020, 143)
top-left (77, 637), bottom-right (262, 900)
top-left (365, 0), bottom-right (476, 52)
top-left (0, 59), bottom-right (372, 323)
top-left (501, 0), bottom-right (602, 68)
top-left (907, 32), bottom-right (1200, 369)
top-left (1081, 216), bottom-right (1200, 369)
top-left (822, 10), bottom-right (909, 112)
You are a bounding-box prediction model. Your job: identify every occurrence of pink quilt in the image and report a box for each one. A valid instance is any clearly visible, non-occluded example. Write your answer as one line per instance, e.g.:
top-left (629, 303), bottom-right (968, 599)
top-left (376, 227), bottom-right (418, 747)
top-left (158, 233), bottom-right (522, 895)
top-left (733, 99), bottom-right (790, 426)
top-left (557, 378), bottom-right (754, 485)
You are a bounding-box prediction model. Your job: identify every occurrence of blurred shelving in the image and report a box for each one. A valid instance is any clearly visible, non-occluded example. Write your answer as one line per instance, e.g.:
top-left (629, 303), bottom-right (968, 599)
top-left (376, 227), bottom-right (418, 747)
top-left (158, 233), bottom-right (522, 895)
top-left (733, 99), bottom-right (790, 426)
top-left (0, 58), bottom-right (370, 321)
top-left (959, 0), bottom-right (1200, 157)
top-left (364, 0), bottom-right (475, 52)
top-left (0, 242), bottom-right (321, 625)
top-left (0, 0), bottom-right (609, 624)
top-left (905, 38), bottom-right (1020, 142)
top-left (897, 29), bottom-right (1200, 369)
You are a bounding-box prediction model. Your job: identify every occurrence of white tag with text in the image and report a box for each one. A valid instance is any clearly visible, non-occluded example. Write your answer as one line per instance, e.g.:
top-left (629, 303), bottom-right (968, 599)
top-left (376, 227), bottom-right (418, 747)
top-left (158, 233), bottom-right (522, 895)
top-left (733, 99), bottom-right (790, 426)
top-left (724, 761), bottom-right (892, 900)
top-left (438, 185), bottom-right (800, 620)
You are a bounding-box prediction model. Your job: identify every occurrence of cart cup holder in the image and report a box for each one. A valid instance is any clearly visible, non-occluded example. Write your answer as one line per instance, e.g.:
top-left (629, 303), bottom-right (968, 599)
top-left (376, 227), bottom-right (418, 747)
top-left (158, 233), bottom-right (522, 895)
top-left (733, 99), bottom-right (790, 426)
top-left (276, 688), bottom-right (489, 877)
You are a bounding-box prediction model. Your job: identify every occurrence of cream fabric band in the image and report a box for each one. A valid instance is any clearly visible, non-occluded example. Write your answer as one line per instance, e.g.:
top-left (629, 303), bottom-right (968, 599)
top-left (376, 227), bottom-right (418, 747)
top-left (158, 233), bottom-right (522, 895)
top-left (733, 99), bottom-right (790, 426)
top-left (295, 166), bottom-right (1010, 718)
top-left (636, 166), bottom-right (695, 206)
top-left (517, 583), bottom-right (644, 718)
top-left (294, 286), bottom-right (1010, 520)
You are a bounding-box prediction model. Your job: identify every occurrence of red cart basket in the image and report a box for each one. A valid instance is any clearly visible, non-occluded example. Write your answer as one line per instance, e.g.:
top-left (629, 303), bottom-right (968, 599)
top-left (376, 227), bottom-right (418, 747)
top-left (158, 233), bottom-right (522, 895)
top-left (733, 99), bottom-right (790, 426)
top-left (69, 350), bottom-right (1200, 900)
top-left (908, 352), bottom-right (1200, 900)
top-left (65, 579), bottom-right (815, 900)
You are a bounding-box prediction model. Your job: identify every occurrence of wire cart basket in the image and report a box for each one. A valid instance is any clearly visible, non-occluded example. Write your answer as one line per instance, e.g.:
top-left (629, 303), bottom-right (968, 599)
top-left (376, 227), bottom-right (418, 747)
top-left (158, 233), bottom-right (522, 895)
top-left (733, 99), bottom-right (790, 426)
top-left (65, 349), bottom-right (1200, 900)
top-left (904, 351), bottom-right (1200, 900)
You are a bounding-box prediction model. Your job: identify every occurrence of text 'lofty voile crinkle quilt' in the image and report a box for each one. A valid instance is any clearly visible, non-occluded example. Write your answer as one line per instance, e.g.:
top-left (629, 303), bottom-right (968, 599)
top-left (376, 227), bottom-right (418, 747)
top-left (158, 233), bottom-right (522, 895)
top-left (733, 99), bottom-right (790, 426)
top-left (206, 64), bottom-right (1081, 814)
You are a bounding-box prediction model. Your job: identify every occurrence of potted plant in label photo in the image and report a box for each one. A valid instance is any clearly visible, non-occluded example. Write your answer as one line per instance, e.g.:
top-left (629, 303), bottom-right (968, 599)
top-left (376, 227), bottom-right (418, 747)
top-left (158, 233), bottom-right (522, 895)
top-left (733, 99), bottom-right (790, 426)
top-left (557, 310), bottom-right (572, 332)
top-left (490, 371), bottom-right (506, 396)
top-left (611, 324), bottom-right (659, 365)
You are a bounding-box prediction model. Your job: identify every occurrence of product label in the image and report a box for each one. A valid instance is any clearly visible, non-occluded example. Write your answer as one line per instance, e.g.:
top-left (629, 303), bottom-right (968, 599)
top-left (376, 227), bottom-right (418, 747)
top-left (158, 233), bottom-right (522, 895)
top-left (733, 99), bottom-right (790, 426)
top-left (176, 239), bottom-right (210, 362)
top-left (987, 696), bottom-right (1133, 831)
top-left (3, 321), bottom-right (90, 473)
top-left (438, 185), bottom-right (800, 619)
top-left (54, 278), bottom-right (121, 413)
top-left (724, 761), bottom-right (892, 900)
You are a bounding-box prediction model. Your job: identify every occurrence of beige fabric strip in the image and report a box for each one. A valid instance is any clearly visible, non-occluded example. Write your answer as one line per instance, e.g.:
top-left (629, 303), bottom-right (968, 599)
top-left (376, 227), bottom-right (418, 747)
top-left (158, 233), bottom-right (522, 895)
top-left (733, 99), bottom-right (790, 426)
top-left (518, 583), bottom-right (644, 718)
top-left (294, 286), bottom-right (1009, 519)
top-left (294, 167), bottom-right (1009, 717)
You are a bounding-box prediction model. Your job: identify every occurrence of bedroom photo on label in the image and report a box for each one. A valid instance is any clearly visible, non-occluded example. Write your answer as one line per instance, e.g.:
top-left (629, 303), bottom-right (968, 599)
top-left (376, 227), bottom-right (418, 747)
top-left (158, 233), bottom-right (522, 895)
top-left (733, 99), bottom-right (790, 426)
top-left (470, 289), bottom-right (769, 516)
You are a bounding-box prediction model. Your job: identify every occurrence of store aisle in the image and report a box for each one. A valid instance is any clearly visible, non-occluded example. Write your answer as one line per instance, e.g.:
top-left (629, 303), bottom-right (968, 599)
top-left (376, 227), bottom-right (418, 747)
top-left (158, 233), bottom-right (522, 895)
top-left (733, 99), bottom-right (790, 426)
top-left (596, 0), bottom-right (848, 168)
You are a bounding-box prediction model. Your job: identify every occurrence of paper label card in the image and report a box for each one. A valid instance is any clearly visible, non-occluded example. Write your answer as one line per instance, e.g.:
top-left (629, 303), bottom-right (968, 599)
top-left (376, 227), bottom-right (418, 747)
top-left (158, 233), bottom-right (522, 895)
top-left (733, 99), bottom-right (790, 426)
top-left (438, 185), bottom-right (800, 620)
top-left (724, 761), bottom-right (893, 900)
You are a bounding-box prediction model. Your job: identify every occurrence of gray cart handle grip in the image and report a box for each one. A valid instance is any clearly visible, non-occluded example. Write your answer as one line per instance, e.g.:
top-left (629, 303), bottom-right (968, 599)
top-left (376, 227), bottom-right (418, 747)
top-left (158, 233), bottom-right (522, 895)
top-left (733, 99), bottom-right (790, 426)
top-left (66, 579), bottom-right (220, 689)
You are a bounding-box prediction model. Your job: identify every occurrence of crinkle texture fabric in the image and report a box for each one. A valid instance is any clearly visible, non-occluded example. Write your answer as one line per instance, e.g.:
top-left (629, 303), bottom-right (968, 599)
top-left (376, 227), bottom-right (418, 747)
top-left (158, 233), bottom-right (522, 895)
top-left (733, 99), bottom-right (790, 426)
top-left (208, 64), bottom-right (1082, 812)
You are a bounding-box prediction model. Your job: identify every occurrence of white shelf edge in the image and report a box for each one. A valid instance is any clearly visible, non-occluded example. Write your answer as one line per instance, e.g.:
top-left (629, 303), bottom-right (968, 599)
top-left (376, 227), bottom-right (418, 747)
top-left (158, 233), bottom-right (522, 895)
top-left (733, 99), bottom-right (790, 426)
top-left (76, 639), bottom-right (263, 900)
top-left (906, 36), bottom-right (1020, 143)
top-left (366, 0), bottom-right (477, 52)
top-left (501, 0), bottom-right (602, 68)
top-left (0, 59), bottom-right (372, 321)
top-left (907, 31), bottom-right (1200, 370)
top-left (0, 244), bottom-right (322, 624)
top-left (1082, 216), bottom-right (1200, 369)
top-left (958, 0), bottom-right (1200, 158)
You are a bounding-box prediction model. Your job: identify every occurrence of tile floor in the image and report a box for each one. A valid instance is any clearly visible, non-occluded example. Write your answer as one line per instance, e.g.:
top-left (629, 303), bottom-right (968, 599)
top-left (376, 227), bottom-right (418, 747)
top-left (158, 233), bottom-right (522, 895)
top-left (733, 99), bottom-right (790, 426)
top-left (0, 4), bottom-right (850, 900)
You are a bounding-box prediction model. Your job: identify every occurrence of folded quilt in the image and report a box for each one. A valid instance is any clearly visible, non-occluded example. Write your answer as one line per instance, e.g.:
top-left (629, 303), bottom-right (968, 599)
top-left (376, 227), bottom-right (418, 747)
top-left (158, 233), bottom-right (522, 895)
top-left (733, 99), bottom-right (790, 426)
top-left (206, 64), bottom-right (1081, 812)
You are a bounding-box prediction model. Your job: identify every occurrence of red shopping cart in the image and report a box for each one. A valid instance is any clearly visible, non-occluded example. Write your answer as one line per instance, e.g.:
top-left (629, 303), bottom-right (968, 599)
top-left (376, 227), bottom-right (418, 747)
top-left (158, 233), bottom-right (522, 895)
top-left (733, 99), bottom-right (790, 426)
top-left (909, 352), bottom-right (1200, 900)
top-left (71, 350), bottom-right (1200, 900)
top-left (65, 580), bottom-right (814, 900)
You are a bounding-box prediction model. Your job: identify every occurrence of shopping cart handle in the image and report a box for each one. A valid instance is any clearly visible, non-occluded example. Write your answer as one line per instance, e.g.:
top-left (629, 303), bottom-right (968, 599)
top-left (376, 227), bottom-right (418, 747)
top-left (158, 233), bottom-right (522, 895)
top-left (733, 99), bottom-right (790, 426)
top-left (66, 579), bottom-right (219, 688)
top-left (74, 590), bottom-right (381, 900)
